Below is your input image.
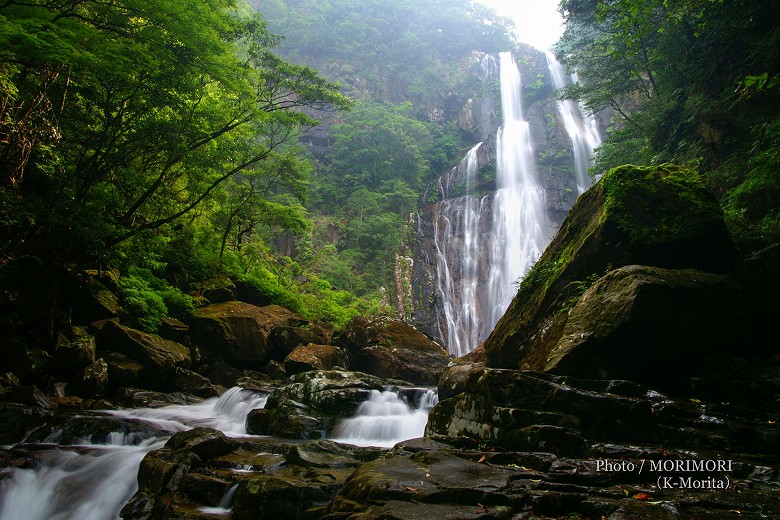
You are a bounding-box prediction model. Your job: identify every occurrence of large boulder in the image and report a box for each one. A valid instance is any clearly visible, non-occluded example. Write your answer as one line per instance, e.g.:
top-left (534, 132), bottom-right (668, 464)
top-left (544, 265), bottom-right (755, 390)
top-left (484, 164), bottom-right (738, 371)
top-left (187, 302), bottom-right (307, 369)
top-left (54, 327), bottom-right (96, 377)
top-left (267, 324), bottom-right (333, 361)
top-left (61, 269), bottom-right (122, 324)
top-left (97, 321), bottom-right (191, 389)
top-left (283, 344), bottom-right (348, 375)
top-left (337, 317), bottom-right (450, 385)
top-left (74, 358), bottom-right (109, 397)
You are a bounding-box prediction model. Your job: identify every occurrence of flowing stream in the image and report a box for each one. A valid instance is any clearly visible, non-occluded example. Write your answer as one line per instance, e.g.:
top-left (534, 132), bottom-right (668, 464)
top-left (0, 386), bottom-right (437, 518)
top-left (331, 389), bottom-right (438, 448)
top-left (0, 388), bottom-right (267, 520)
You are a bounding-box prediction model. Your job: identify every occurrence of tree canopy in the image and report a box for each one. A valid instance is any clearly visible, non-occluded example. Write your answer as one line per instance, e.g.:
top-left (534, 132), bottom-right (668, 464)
top-left (0, 0), bottom-right (349, 267)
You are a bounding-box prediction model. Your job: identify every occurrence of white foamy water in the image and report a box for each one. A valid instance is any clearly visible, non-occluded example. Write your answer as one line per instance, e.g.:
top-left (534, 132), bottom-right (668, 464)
top-left (488, 52), bottom-right (549, 326)
top-left (434, 144), bottom-right (488, 357)
top-left (331, 389), bottom-right (438, 448)
top-left (433, 52), bottom-right (552, 356)
top-left (0, 387), bottom-right (266, 520)
top-left (544, 50), bottom-right (602, 194)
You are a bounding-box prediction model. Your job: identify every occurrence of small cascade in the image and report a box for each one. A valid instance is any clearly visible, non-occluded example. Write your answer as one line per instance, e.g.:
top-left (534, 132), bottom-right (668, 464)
top-left (330, 389), bottom-right (438, 448)
top-left (544, 50), bottom-right (602, 193)
top-left (107, 386), bottom-right (267, 437)
top-left (199, 483), bottom-right (239, 515)
top-left (0, 388), bottom-right (266, 520)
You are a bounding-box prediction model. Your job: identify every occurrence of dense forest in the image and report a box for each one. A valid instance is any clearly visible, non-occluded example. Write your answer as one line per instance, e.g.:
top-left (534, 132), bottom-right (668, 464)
top-left (0, 0), bottom-right (515, 334)
top-left (558, 0), bottom-right (780, 251)
top-left (1, 0), bottom-right (779, 337)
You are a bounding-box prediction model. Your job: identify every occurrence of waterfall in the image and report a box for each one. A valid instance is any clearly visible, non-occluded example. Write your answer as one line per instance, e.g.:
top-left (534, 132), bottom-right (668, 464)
top-left (544, 50), bottom-right (602, 193)
top-left (0, 388), bottom-right (266, 520)
top-left (330, 389), bottom-right (438, 448)
top-left (432, 52), bottom-right (550, 356)
top-left (488, 52), bottom-right (548, 325)
top-left (199, 483), bottom-right (239, 515)
top-left (433, 144), bottom-right (486, 357)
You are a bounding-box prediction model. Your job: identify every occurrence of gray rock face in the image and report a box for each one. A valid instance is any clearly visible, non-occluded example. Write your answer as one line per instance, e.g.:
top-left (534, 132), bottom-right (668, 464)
top-left (545, 265), bottom-right (747, 388)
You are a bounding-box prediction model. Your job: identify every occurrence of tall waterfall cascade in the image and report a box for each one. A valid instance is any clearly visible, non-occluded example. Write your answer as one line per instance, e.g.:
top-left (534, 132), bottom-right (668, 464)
top-left (544, 50), bottom-right (602, 194)
top-left (433, 143), bottom-right (487, 357)
top-left (429, 50), bottom-right (602, 356)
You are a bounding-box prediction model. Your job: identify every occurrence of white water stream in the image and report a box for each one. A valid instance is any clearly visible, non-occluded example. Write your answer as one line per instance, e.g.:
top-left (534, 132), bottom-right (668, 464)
top-left (0, 385), bottom-right (437, 518)
top-left (433, 51), bottom-right (602, 356)
top-left (544, 50), bottom-right (602, 194)
top-left (331, 389), bottom-right (438, 448)
top-left (0, 388), bottom-right (266, 520)
top-left (433, 52), bottom-right (549, 356)
top-left (488, 51), bottom-right (549, 326)
top-left (433, 144), bottom-right (488, 357)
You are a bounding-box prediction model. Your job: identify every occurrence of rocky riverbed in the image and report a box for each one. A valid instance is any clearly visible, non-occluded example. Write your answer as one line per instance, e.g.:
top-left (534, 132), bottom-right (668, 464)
top-left (2, 164), bottom-right (779, 518)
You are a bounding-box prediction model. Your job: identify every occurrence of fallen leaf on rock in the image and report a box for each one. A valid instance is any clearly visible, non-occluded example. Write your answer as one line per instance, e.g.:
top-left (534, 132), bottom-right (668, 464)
top-left (478, 454), bottom-right (487, 463)
top-left (633, 493), bottom-right (653, 500)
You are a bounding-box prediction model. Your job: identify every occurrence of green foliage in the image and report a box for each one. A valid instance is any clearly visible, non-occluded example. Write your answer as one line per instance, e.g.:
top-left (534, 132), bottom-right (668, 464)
top-left (0, 0), bottom-right (348, 268)
top-left (558, 0), bottom-right (780, 252)
top-left (117, 267), bottom-right (195, 331)
top-left (118, 271), bottom-right (169, 332)
top-left (254, 0), bottom-right (516, 298)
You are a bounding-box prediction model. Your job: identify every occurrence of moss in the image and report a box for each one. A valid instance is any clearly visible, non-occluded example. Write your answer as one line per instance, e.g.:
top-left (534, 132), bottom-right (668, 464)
top-left (600, 163), bottom-right (724, 251)
top-left (486, 163), bottom-right (736, 370)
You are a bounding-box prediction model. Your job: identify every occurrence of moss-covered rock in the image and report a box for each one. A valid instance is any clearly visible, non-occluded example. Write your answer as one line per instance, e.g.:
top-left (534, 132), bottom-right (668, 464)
top-left (187, 302), bottom-right (307, 370)
top-left (97, 321), bottom-right (191, 390)
top-left (484, 164), bottom-right (737, 370)
top-left (545, 265), bottom-right (756, 390)
top-left (283, 343), bottom-right (349, 375)
top-left (337, 316), bottom-right (450, 385)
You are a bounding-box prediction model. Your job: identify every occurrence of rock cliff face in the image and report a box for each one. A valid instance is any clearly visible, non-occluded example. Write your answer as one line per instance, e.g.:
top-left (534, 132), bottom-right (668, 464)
top-left (483, 163), bottom-right (739, 373)
top-left (409, 44), bottom-right (591, 349)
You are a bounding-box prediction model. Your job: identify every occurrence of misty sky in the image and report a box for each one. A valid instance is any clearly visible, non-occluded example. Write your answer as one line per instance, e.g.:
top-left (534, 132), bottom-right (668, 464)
top-left (477, 0), bottom-right (564, 50)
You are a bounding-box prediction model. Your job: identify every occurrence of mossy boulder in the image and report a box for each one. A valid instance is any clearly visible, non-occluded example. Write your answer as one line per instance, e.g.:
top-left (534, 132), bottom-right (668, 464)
top-left (337, 316), bottom-right (450, 385)
top-left (484, 164), bottom-right (737, 370)
top-left (283, 343), bottom-right (349, 375)
top-left (187, 302), bottom-right (308, 369)
top-left (54, 327), bottom-right (96, 377)
top-left (97, 321), bottom-right (191, 389)
top-left (545, 265), bottom-right (758, 390)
